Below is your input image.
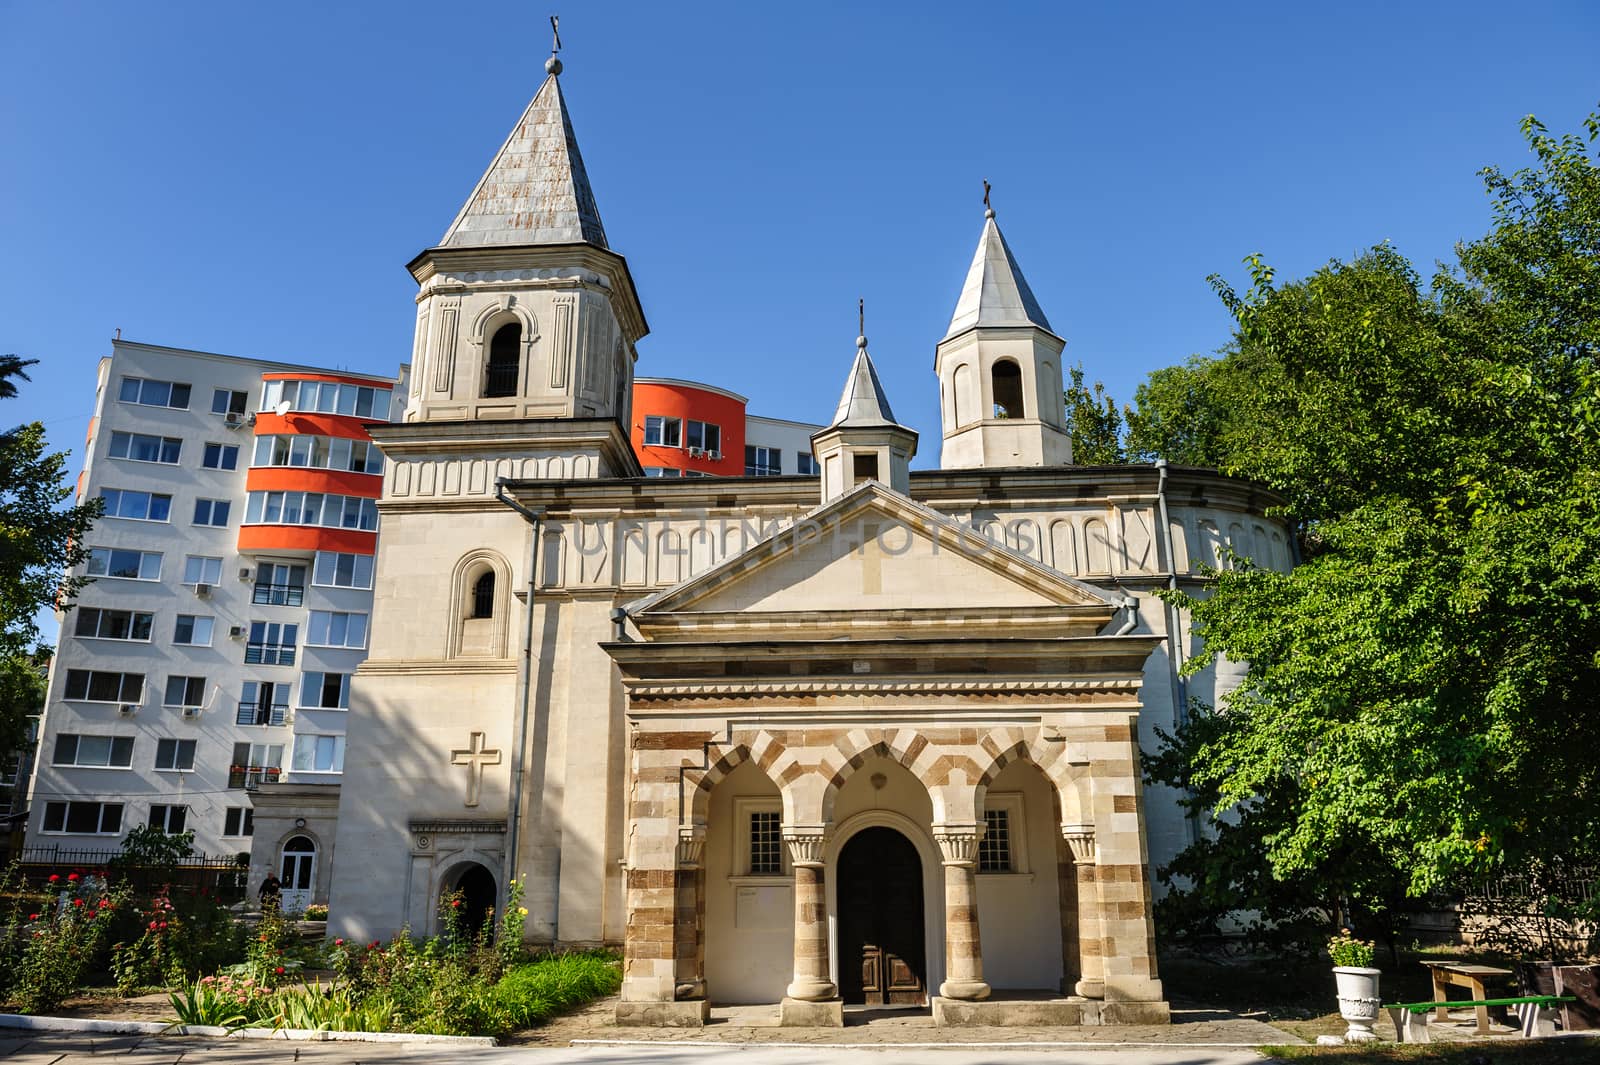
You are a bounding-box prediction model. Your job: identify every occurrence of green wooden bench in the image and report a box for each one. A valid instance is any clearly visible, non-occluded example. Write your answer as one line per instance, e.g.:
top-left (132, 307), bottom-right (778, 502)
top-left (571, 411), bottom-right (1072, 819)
top-left (1384, 995), bottom-right (1576, 1042)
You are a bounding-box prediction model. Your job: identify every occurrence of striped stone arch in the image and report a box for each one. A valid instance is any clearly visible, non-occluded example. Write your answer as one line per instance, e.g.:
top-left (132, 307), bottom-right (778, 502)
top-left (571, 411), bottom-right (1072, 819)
top-left (971, 727), bottom-right (1090, 825)
top-left (684, 731), bottom-right (792, 824)
top-left (815, 728), bottom-right (948, 824)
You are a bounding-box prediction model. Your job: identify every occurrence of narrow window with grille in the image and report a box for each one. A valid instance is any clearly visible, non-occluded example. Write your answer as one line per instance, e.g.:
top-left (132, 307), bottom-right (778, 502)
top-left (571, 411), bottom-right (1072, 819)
top-left (749, 810), bottom-right (782, 874)
top-left (978, 808), bottom-right (1012, 872)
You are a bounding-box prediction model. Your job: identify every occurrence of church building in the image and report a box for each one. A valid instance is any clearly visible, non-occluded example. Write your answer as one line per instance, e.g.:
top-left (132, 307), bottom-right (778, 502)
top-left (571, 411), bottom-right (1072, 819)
top-left (326, 47), bottom-right (1289, 1027)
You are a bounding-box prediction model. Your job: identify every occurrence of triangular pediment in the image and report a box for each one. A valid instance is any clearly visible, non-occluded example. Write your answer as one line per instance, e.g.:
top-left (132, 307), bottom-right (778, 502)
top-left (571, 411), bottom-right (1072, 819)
top-left (629, 482), bottom-right (1118, 640)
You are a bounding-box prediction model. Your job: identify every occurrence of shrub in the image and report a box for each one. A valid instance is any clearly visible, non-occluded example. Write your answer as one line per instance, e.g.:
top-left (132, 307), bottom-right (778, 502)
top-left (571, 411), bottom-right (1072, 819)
top-left (15, 877), bottom-right (128, 1013)
top-left (302, 903), bottom-right (329, 921)
top-left (1327, 932), bottom-right (1376, 968)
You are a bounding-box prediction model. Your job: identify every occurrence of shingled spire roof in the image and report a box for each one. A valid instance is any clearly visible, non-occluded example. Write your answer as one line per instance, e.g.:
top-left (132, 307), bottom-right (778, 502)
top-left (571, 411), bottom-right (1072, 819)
top-left (438, 67), bottom-right (609, 249)
top-left (828, 336), bottom-right (902, 428)
top-left (943, 209), bottom-right (1053, 340)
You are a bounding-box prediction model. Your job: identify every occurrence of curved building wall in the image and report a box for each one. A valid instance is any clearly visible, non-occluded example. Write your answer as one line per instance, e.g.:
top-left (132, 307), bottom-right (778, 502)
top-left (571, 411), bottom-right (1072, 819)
top-left (630, 379), bottom-right (747, 478)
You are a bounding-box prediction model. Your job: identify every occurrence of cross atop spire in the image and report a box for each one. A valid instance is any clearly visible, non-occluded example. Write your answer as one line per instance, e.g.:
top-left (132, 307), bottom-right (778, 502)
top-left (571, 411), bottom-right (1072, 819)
top-left (943, 201), bottom-right (1052, 340)
top-left (547, 14), bottom-right (563, 74)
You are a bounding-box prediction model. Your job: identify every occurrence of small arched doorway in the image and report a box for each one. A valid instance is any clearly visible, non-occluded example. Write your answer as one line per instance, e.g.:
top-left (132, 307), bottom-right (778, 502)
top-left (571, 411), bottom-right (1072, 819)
top-left (836, 826), bottom-right (926, 1004)
top-left (279, 835), bottom-right (316, 913)
top-left (449, 862), bottom-right (497, 936)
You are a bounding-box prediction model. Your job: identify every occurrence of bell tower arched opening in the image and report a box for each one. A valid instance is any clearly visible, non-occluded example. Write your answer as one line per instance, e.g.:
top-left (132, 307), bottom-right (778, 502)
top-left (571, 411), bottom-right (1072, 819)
top-left (484, 322), bottom-right (522, 398)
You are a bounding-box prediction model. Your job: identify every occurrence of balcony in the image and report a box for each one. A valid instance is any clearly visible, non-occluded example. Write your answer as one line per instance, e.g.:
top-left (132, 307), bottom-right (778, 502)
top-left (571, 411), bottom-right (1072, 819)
top-left (252, 582), bottom-right (305, 607)
top-left (235, 702), bottom-right (290, 727)
top-left (244, 643), bottom-right (296, 666)
top-left (227, 764), bottom-right (283, 790)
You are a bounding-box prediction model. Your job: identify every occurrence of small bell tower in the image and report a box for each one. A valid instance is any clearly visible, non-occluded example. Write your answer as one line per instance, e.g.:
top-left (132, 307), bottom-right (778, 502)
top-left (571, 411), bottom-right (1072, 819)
top-left (812, 312), bottom-right (918, 502)
top-left (934, 191), bottom-right (1071, 468)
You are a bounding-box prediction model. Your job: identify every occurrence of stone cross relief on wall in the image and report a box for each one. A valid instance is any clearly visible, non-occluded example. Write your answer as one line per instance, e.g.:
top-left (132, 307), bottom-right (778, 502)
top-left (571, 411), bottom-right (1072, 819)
top-left (450, 731), bottom-right (502, 808)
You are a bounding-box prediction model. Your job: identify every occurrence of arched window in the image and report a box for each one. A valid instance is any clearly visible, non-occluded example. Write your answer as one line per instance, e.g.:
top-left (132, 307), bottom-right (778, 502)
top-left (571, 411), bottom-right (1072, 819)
top-left (471, 571), bottom-right (495, 619)
top-left (992, 359), bottom-right (1024, 419)
top-left (484, 322), bottom-right (521, 398)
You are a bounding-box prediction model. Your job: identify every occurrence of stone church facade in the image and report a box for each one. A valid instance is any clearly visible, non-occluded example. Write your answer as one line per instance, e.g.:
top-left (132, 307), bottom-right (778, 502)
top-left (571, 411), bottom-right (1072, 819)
top-left (327, 53), bottom-right (1289, 1027)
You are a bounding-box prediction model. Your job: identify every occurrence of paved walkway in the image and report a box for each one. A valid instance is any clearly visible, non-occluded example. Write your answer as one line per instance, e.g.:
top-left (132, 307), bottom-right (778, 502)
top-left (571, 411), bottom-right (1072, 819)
top-left (0, 1034), bottom-right (1272, 1065)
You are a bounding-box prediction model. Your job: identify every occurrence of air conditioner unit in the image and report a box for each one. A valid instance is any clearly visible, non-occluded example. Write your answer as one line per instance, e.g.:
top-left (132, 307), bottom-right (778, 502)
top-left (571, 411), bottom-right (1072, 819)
top-left (118, 704), bottom-right (138, 716)
top-left (194, 583), bottom-right (211, 599)
top-left (707, 450), bottom-right (721, 461)
top-left (688, 446), bottom-right (703, 458)
top-left (239, 568), bottom-right (254, 582)
top-left (224, 411), bottom-right (245, 430)
top-left (228, 625), bottom-right (245, 640)
top-left (182, 706), bottom-right (201, 719)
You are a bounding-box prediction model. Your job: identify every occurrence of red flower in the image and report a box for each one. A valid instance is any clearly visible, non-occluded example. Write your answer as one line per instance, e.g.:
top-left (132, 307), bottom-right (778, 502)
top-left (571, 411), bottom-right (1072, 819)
top-left (368, 940), bottom-right (380, 949)
top-left (158, 921), bottom-right (168, 929)
top-left (274, 966), bottom-right (285, 975)
top-left (72, 899), bottom-right (84, 907)
top-left (334, 938), bottom-right (344, 946)
top-left (27, 914), bottom-right (37, 921)
top-left (149, 921), bottom-right (159, 930)
top-left (67, 873), bottom-right (79, 882)
top-left (47, 875), bottom-right (58, 883)
top-left (451, 899), bottom-right (461, 908)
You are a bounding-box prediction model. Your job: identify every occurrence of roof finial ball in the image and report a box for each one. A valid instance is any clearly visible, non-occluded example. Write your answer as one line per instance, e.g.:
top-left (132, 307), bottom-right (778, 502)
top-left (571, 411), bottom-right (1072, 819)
top-left (546, 14), bottom-right (563, 76)
top-left (857, 297), bottom-right (867, 350)
top-left (983, 178), bottom-right (994, 220)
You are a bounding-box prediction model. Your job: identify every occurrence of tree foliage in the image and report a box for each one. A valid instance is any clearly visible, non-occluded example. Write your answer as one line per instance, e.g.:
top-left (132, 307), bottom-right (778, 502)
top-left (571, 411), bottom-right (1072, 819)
top-left (1141, 110), bottom-right (1600, 948)
top-left (0, 357), bottom-right (99, 749)
top-left (1063, 363), bottom-right (1126, 463)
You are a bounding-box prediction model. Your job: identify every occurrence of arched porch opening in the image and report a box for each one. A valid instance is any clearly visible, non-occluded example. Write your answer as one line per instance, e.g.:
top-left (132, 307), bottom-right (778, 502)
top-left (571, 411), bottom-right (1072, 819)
top-left (445, 860), bottom-right (497, 937)
top-left (977, 758), bottom-right (1070, 993)
top-left (703, 759), bottom-right (791, 1004)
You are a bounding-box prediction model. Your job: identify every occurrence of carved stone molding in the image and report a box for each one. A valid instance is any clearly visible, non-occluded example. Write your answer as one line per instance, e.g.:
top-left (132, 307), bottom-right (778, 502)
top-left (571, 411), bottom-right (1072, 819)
top-left (627, 677), bottom-right (1142, 699)
top-left (782, 827), bottom-right (829, 867)
top-left (1061, 823), bottom-right (1097, 864)
top-left (676, 825), bottom-right (707, 868)
top-left (933, 823), bottom-right (985, 866)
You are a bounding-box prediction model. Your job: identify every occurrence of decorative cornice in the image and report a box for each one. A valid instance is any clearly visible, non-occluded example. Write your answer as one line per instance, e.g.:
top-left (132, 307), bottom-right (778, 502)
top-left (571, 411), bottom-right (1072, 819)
top-left (782, 827), bottom-right (829, 867)
top-left (625, 676), bottom-right (1143, 699)
top-left (359, 659), bottom-right (518, 676)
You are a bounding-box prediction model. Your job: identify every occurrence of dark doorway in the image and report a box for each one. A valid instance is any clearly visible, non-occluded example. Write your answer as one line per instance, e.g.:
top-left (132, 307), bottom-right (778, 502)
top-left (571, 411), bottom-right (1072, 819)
top-left (837, 826), bottom-right (926, 1005)
top-left (451, 862), bottom-right (497, 936)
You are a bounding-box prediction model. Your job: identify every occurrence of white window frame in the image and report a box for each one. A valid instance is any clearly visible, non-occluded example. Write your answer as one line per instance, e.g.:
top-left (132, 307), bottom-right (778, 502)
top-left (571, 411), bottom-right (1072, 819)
top-left (312, 551), bottom-right (374, 590)
top-left (305, 611), bottom-right (368, 650)
top-left (173, 614), bottom-right (214, 646)
top-left (298, 671), bottom-right (351, 710)
top-left (162, 676), bottom-right (207, 709)
top-left (977, 792), bottom-right (1029, 876)
top-left (74, 607), bottom-right (155, 643)
top-left (153, 738), bottom-right (197, 772)
top-left (147, 804), bottom-right (189, 833)
top-left (201, 442), bottom-right (240, 470)
top-left (193, 498), bottom-right (231, 527)
top-left (42, 800), bottom-right (124, 835)
top-left (211, 388), bottom-right (249, 416)
top-left (223, 806), bottom-right (255, 837)
top-left (118, 376), bottom-right (190, 410)
top-left (63, 669), bottom-right (144, 705)
top-left (52, 734), bottom-right (136, 769)
top-left (291, 733), bottom-right (345, 774)
top-left (108, 430), bottom-right (182, 465)
top-left (182, 555), bottom-right (223, 586)
top-left (99, 487), bottom-right (173, 523)
top-left (86, 547), bottom-right (162, 581)
top-left (643, 415), bottom-right (682, 448)
top-left (734, 797), bottom-right (788, 878)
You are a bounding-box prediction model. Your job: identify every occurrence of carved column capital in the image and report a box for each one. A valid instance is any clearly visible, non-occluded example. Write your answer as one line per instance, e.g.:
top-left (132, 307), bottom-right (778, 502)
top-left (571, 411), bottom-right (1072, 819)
top-left (782, 826), bottom-right (829, 868)
top-left (933, 822), bottom-right (985, 867)
top-left (1061, 823), bottom-right (1097, 864)
top-left (676, 824), bottom-right (707, 869)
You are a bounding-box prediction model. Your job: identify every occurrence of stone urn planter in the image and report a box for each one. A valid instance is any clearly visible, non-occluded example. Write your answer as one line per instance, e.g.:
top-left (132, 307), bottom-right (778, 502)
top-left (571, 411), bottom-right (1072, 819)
top-left (1333, 965), bottom-right (1383, 1042)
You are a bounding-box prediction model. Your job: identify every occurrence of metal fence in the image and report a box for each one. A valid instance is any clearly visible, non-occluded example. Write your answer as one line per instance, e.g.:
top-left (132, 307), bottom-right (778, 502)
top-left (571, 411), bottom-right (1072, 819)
top-left (13, 846), bottom-right (250, 901)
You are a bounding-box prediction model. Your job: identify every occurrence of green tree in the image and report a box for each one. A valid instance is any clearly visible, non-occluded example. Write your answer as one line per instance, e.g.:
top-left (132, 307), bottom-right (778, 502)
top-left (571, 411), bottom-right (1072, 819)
top-left (1142, 109), bottom-right (1600, 949)
top-left (0, 358), bottom-right (99, 750)
top-left (1063, 363), bottom-right (1126, 464)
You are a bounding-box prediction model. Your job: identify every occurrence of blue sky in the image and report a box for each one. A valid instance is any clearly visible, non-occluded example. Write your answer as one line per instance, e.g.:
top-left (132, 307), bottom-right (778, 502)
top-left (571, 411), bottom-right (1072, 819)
top-left (3, 1), bottom-right (1598, 638)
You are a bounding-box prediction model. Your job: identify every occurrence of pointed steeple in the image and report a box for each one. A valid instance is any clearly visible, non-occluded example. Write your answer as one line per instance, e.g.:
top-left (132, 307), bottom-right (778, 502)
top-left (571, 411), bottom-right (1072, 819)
top-left (829, 337), bottom-right (900, 428)
top-left (439, 62), bottom-right (608, 249)
top-left (943, 207), bottom-right (1053, 340)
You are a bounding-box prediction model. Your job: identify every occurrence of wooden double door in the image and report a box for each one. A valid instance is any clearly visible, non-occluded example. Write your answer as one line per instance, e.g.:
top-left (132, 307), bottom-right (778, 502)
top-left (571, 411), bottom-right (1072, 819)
top-left (837, 827), bottom-right (927, 1005)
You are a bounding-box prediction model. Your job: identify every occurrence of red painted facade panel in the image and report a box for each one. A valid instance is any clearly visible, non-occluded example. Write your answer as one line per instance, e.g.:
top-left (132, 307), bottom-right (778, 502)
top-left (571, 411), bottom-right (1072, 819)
top-left (630, 381), bottom-right (746, 477)
top-left (236, 526), bottom-right (377, 556)
top-left (244, 466), bottom-right (383, 498)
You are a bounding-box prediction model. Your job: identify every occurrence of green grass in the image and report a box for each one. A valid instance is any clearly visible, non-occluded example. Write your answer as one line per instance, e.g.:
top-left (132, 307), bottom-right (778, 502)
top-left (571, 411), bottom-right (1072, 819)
top-left (493, 951), bottom-right (622, 1030)
top-left (1262, 1040), bottom-right (1600, 1063)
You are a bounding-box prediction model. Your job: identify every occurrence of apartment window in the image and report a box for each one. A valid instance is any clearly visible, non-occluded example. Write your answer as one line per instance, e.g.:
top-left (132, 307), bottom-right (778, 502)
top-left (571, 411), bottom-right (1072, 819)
top-left (154, 738), bottom-right (197, 771)
top-left (87, 547), bottom-right (162, 581)
top-left (183, 555), bottom-right (223, 585)
top-left (747, 808), bottom-right (783, 875)
top-left (244, 491), bottom-right (376, 531)
top-left (244, 622), bottom-right (297, 666)
top-left (148, 804), bottom-right (188, 833)
top-left (797, 452), bottom-right (818, 476)
top-left (193, 499), bottom-right (231, 527)
top-left (202, 442), bottom-right (240, 470)
top-left (252, 434), bottom-right (382, 475)
top-left (642, 467), bottom-right (682, 478)
top-left (312, 551), bottom-right (374, 589)
top-left (53, 734), bottom-right (135, 768)
top-left (643, 415), bottom-right (681, 447)
top-left (306, 611), bottom-right (367, 650)
top-left (74, 607), bottom-right (154, 642)
top-left (292, 734), bottom-right (345, 774)
top-left (108, 431), bottom-right (181, 464)
top-left (260, 379), bottom-right (389, 420)
top-left (100, 488), bottom-right (172, 522)
top-left (229, 742), bottom-right (284, 790)
top-left (173, 615), bottom-right (214, 646)
top-left (300, 672), bottom-right (350, 710)
top-left (63, 670), bottom-right (144, 704)
top-left (237, 682), bottom-right (288, 726)
top-left (118, 377), bottom-right (190, 410)
top-left (42, 801), bottom-right (123, 834)
top-left (745, 445), bottom-right (782, 476)
top-left (211, 388), bottom-right (249, 416)
top-left (252, 562), bottom-right (306, 606)
top-left (163, 676), bottom-right (207, 709)
top-left (685, 420), bottom-right (721, 454)
top-left (223, 807), bottom-right (255, 837)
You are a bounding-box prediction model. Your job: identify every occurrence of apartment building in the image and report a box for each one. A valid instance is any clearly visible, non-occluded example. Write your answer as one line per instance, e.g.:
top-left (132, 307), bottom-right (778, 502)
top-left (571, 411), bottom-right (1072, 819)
top-left (630, 377), bottom-right (822, 478)
top-left (27, 340), bottom-right (406, 891)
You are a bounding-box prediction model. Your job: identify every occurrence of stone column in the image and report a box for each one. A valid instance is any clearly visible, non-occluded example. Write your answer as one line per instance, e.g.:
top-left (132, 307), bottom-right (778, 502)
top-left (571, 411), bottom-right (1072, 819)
top-left (782, 827), bottom-right (837, 1002)
top-left (1063, 824), bottom-right (1104, 999)
top-left (673, 825), bottom-right (707, 1000)
top-left (934, 823), bottom-right (991, 1001)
